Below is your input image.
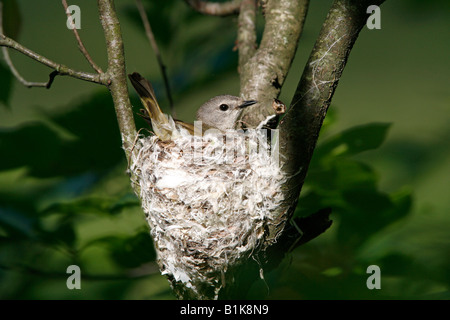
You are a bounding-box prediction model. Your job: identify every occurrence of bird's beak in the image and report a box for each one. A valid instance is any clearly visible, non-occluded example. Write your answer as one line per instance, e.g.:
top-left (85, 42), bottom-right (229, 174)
top-left (238, 100), bottom-right (257, 109)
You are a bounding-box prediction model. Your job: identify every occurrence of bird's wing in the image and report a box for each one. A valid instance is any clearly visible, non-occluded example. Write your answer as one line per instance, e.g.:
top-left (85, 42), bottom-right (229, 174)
top-left (174, 120), bottom-right (196, 135)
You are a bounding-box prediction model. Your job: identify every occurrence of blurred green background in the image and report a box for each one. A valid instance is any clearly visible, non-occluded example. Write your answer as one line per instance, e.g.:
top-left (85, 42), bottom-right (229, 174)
top-left (0, 0), bottom-right (449, 299)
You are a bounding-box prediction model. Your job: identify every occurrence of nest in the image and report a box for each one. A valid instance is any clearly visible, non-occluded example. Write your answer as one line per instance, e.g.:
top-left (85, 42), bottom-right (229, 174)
top-left (129, 127), bottom-right (286, 299)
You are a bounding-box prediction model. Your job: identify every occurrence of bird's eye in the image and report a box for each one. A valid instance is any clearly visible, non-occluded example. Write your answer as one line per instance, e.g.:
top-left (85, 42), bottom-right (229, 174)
top-left (219, 104), bottom-right (229, 111)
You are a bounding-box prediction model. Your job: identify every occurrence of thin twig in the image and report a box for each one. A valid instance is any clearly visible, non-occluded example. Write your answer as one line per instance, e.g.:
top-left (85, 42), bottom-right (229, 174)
top-left (135, 0), bottom-right (174, 115)
top-left (1, 46), bottom-right (50, 88)
top-left (0, 2), bottom-right (55, 88)
top-left (61, 0), bottom-right (103, 74)
top-left (0, 34), bottom-right (106, 85)
top-left (0, 1), bottom-right (104, 85)
top-left (184, 0), bottom-right (241, 16)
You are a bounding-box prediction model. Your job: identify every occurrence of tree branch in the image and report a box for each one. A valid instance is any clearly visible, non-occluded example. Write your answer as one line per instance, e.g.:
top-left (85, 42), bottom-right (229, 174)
top-left (0, 1), bottom-right (105, 86)
top-left (239, 0), bottom-right (309, 127)
top-left (0, 0), bottom-right (136, 162)
top-left (1, 46), bottom-right (49, 88)
top-left (135, 0), bottom-right (174, 115)
top-left (0, 34), bottom-right (106, 85)
top-left (184, 0), bottom-right (241, 16)
top-left (275, 0), bottom-right (386, 240)
top-left (61, 0), bottom-right (104, 74)
top-left (97, 0), bottom-right (137, 162)
top-left (0, 2), bottom-right (50, 88)
top-left (237, 0), bottom-right (257, 69)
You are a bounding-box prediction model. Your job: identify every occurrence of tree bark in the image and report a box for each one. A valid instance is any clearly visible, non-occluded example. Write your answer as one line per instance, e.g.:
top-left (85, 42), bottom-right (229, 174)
top-left (239, 0), bottom-right (309, 126)
top-left (97, 0), bottom-right (137, 163)
top-left (218, 0), bottom-right (388, 299)
top-left (237, 0), bottom-right (257, 69)
top-left (274, 0), bottom-right (386, 241)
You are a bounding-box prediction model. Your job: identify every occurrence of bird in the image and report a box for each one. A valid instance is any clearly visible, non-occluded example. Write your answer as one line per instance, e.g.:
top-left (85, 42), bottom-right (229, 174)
top-left (128, 72), bottom-right (257, 141)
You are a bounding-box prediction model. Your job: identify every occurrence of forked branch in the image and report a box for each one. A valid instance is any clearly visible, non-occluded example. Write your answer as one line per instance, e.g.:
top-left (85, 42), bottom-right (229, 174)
top-left (0, 34), bottom-right (106, 85)
top-left (239, 0), bottom-right (309, 127)
top-left (0, 0), bottom-right (137, 165)
top-left (0, 1), bottom-right (106, 86)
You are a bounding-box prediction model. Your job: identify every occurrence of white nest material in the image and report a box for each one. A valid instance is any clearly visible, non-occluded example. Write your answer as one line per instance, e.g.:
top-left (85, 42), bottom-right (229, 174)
top-left (129, 126), bottom-right (285, 298)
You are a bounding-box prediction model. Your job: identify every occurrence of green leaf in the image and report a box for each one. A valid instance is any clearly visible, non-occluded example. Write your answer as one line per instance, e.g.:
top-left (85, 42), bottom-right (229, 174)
top-left (110, 193), bottom-right (140, 214)
top-left (49, 92), bottom-right (124, 175)
top-left (41, 194), bottom-right (140, 217)
top-left (41, 197), bottom-right (116, 216)
top-left (0, 92), bottom-right (124, 178)
top-left (0, 207), bottom-right (36, 238)
top-left (378, 252), bottom-right (415, 277)
top-left (322, 267), bottom-right (343, 277)
top-left (82, 231), bottom-right (156, 268)
top-left (315, 123), bottom-right (391, 160)
top-left (307, 159), bottom-right (379, 193)
top-left (336, 188), bottom-right (412, 248)
top-left (40, 216), bottom-right (76, 248)
top-left (110, 231), bottom-right (156, 268)
top-left (0, 122), bottom-right (65, 176)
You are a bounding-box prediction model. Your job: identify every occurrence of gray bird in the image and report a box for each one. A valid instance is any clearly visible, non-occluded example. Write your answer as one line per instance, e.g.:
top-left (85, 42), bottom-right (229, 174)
top-left (129, 72), bottom-right (256, 141)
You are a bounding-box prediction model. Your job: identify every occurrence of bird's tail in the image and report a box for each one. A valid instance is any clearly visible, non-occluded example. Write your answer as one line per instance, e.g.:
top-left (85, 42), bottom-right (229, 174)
top-left (128, 72), bottom-right (174, 140)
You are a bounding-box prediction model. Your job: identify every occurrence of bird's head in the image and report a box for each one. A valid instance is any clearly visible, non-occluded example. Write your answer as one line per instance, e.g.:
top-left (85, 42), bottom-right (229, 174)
top-left (196, 95), bottom-right (257, 132)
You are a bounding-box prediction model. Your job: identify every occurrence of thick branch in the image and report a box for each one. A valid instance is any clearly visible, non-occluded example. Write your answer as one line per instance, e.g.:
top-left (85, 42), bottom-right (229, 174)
top-left (237, 0), bottom-right (257, 69)
top-left (184, 0), bottom-right (241, 16)
top-left (224, 1), bottom-right (386, 298)
top-left (276, 0), bottom-right (386, 233)
top-left (239, 0), bottom-right (309, 127)
top-left (97, 0), bottom-right (137, 163)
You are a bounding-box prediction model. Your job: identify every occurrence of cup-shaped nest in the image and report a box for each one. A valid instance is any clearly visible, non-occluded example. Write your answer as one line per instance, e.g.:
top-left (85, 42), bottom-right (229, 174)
top-left (129, 128), bottom-right (285, 299)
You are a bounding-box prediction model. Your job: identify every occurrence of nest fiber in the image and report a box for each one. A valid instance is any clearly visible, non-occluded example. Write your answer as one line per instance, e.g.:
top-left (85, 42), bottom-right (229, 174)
top-left (130, 128), bottom-right (285, 298)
